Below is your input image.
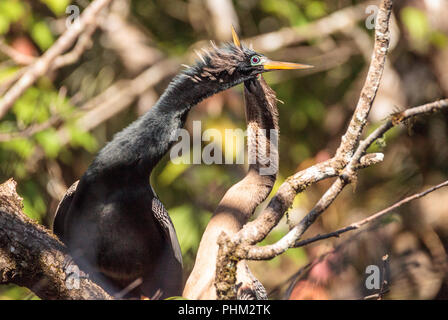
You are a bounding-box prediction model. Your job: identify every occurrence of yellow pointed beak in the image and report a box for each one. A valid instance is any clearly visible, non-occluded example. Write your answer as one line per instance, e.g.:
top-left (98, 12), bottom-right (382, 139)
top-left (263, 60), bottom-right (314, 71)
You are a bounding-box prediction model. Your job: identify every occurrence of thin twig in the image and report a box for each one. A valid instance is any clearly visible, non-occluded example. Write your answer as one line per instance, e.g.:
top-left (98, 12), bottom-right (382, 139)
top-left (295, 179), bottom-right (448, 247)
top-left (0, 38), bottom-right (35, 65)
top-left (0, 116), bottom-right (62, 142)
top-left (243, 98), bottom-right (448, 260)
top-left (0, 0), bottom-right (112, 119)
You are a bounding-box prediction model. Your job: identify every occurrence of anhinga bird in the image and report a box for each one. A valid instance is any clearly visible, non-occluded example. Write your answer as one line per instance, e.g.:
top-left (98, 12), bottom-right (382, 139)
top-left (53, 28), bottom-right (311, 299)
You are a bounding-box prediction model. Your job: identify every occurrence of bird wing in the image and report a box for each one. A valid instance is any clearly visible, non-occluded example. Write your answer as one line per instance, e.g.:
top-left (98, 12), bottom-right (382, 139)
top-left (151, 197), bottom-right (183, 267)
top-left (52, 180), bottom-right (79, 239)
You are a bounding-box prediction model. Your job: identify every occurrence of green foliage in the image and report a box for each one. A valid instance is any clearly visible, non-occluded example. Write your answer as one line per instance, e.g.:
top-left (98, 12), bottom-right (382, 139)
top-left (31, 21), bottom-right (55, 51)
top-left (0, 66), bottom-right (20, 82)
top-left (13, 88), bottom-right (51, 125)
top-left (261, 0), bottom-right (307, 26)
top-left (304, 1), bottom-right (327, 19)
top-left (19, 181), bottom-right (47, 222)
top-left (169, 204), bottom-right (211, 263)
top-left (0, 285), bottom-right (33, 300)
top-left (0, 0), bottom-right (25, 34)
top-left (400, 6), bottom-right (448, 52)
top-left (401, 7), bottom-right (430, 52)
top-left (1, 138), bottom-right (34, 160)
top-left (158, 157), bottom-right (191, 187)
top-left (35, 128), bottom-right (61, 158)
top-left (40, 0), bottom-right (71, 16)
top-left (67, 125), bottom-right (98, 153)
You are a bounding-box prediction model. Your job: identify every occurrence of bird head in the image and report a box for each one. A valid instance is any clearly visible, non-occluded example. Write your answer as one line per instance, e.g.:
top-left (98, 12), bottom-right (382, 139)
top-left (229, 26), bottom-right (313, 75)
top-left (185, 27), bottom-right (312, 87)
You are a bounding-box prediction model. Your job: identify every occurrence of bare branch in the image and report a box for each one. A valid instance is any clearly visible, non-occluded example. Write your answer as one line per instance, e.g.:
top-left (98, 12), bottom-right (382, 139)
top-left (243, 97), bottom-right (448, 260)
top-left (0, 0), bottom-right (112, 119)
top-left (0, 38), bottom-right (35, 65)
top-left (295, 179), bottom-right (448, 247)
top-left (246, 1), bottom-right (377, 52)
top-left (234, 0), bottom-right (393, 250)
top-left (0, 179), bottom-right (112, 300)
top-left (53, 24), bottom-right (97, 70)
top-left (0, 115), bottom-right (62, 142)
top-left (334, 0), bottom-right (393, 159)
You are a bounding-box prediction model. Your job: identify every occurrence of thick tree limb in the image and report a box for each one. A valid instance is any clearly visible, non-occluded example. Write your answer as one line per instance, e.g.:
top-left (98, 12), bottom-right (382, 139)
top-left (0, 179), bottom-right (112, 300)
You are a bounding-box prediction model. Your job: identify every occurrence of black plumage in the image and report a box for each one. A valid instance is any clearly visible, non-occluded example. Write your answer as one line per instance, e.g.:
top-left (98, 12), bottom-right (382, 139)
top-left (53, 39), bottom-right (310, 299)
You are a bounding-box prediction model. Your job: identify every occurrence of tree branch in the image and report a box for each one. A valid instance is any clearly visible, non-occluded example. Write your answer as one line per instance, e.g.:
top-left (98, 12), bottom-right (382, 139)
top-left (212, 0), bottom-right (394, 296)
top-left (0, 0), bottom-right (112, 119)
top-left (233, 0), bottom-right (393, 250)
top-left (242, 98), bottom-right (448, 260)
top-left (0, 179), bottom-right (112, 300)
top-left (294, 179), bottom-right (448, 247)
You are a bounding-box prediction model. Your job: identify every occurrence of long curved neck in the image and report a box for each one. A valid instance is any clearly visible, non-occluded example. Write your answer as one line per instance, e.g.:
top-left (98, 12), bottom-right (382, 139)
top-left (245, 77), bottom-right (279, 180)
top-left (223, 76), bottom-right (279, 221)
top-left (88, 72), bottom-right (229, 180)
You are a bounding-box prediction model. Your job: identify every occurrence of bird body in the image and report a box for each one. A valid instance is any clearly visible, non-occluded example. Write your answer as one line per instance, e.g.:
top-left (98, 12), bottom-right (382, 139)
top-left (53, 35), bottom-right (311, 299)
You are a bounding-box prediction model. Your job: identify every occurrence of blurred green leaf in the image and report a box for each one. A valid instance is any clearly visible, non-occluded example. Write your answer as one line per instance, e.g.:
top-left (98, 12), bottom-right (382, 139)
top-left (40, 0), bottom-right (71, 16)
top-left (401, 7), bottom-right (430, 52)
top-left (0, 66), bottom-right (20, 83)
top-left (0, 0), bottom-right (25, 35)
top-left (35, 128), bottom-right (61, 158)
top-left (0, 285), bottom-right (32, 300)
top-left (170, 204), bottom-right (211, 255)
top-left (31, 20), bottom-right (54, 50)
top-left (0, 14), bottom-right (10, 34)
top-left (0, 0), bottom-right (25, 21)
top-left (1, 138), bottom-right (34, 159)
top-left (158, 156), bottom-right (191, 186)
top-left (13, 87), bottom-right (50, 125)
top-left (305, 1), bottom-right (327, 19)
top-left (68, 125), bottom-right (98, 152)
top-left (20, 181), bottom-right (47, 222)
top-left (261, 0), bottom-right (307, 26)
top-left (430, 31), bottom-right (448, 49)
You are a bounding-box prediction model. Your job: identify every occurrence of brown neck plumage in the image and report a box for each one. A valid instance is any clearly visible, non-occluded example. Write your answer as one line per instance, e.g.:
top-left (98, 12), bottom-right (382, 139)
top-left (183, 76), bottom-right (279, 299)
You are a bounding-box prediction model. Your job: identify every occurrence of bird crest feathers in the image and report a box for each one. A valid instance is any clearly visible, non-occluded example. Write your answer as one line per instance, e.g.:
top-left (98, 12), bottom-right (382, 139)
top-left (231, 25), bottom-right (241, 48)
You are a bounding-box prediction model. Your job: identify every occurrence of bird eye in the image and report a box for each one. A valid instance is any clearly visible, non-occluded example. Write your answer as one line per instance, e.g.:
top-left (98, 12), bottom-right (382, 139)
top-left (250, 55), bottom-right (262, 66)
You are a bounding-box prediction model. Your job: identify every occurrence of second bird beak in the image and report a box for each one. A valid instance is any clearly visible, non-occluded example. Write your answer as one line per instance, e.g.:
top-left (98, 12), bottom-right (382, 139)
top-left (263, 60), bottom-right (314, 71)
